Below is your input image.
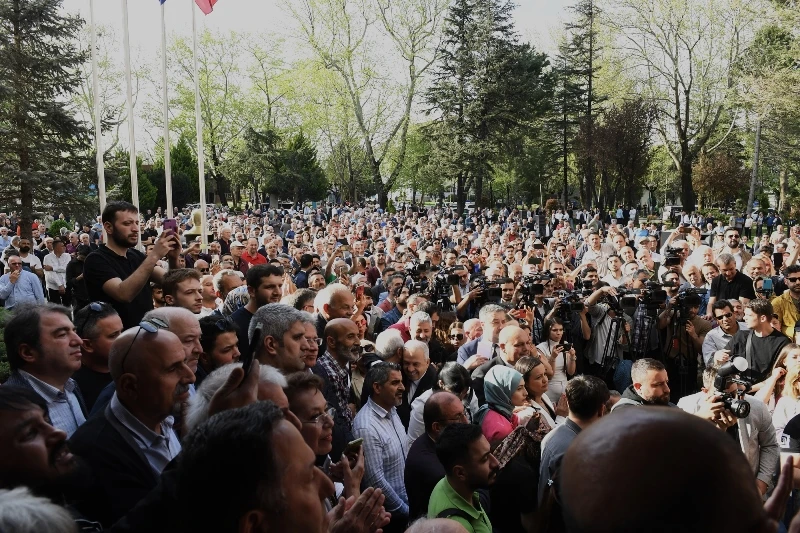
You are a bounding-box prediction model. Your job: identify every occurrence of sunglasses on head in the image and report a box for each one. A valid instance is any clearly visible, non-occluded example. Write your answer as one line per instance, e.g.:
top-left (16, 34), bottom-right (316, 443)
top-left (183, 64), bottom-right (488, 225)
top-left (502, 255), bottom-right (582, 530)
top-left (78, 302), bottom-right (110, 336)
top-left (120, 318), bottom-right (169, 373)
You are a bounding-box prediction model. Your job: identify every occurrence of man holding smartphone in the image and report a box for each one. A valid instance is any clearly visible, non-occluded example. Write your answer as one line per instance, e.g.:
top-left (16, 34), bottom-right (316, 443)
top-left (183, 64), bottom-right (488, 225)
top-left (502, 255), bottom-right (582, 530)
top-left (84, 201), bottom-right (182, 329)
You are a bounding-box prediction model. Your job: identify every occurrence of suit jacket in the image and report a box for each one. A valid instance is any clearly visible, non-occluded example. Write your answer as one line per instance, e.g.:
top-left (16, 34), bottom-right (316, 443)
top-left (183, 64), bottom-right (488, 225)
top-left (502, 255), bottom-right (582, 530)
top-left (677, 392), bottom-right (778, 488)
top-left (471, 356), bottom-right (511, 406)
top-left (4, 370), bottom-right (88, 420)
top-left (397, 363), bottom-right (438, 429)
top-left (68, 404), bottom-right (160, 527)
top-left (314, 313), bottom-right (329, 357)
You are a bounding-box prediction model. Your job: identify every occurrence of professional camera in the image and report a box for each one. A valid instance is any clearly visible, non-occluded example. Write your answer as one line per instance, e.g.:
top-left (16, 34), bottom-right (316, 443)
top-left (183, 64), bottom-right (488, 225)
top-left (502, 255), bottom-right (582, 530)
top-left (663, 246), bottom-right (683, 267)
top-left (517, 273), bottom-right (553, 307)
top-left (616, 281), bottom-right (670, 316)
top-left (471, 275), bottom-right (502, 304)
top-left (713, 357), bottom-right (751, 418)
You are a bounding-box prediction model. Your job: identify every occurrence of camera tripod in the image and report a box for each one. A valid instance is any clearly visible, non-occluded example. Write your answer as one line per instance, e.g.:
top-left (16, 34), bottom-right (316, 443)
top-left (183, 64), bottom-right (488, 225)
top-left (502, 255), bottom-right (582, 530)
top-left (663, 304), bottom-right (697, 401)
top-left (598, 313), bottom-right (626, 388)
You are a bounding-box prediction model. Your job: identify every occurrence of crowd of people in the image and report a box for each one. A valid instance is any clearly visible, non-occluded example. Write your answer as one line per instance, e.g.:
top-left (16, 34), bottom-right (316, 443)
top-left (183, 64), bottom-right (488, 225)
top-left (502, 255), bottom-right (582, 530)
top-left (1, 199), bottom-right (800, 532)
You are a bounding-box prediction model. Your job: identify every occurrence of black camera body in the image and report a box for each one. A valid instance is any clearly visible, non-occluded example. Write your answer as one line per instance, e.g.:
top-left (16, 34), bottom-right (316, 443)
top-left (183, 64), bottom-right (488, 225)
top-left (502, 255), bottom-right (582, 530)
top-left (663, 246), bottom-right (683, 267)
top-left (713, 358), bottom-right (751, 418)
top-left (718, 390), bottom-right (751, 418)
top-left (471, 275), bottom-right (502, 304)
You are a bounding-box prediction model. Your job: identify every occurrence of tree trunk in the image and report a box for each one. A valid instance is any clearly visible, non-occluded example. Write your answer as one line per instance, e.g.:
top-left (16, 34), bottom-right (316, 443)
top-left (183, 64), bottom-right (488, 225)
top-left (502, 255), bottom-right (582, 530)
top-left (746, 117), bottom-right (761, 216)
top-left (779, 167), bottom-right (789, 213)
top-left (678, 140), bottom-right (696, 211)
top-left (456, 173), bottom-right (467, 216)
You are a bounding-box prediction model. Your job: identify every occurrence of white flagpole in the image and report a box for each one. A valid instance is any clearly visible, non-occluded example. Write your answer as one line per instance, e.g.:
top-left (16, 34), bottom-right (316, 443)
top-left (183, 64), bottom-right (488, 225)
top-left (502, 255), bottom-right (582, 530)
top-left (161, 2), bottom-right (173, 216)
top-left (89, 0), bottom-right (106, 213)
top-left (192, 0), bottom-right (208, 251)
top-left (121, 0), bottom-right (138, 212)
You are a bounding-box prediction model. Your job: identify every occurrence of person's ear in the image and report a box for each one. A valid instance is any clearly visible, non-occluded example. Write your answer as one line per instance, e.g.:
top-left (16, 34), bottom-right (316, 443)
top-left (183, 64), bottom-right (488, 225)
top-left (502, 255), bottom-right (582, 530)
top-left (164, 294), bottom-right (175, 306)
top-left (238, 509), bottom-right (267, 533)
top-left (262, 335), bottom-right (278, 357)
top-left (452, 464), bottom-right (467, 482)
top-left (17, 343), bottom-right (38, 365)
top-left (117, 374), bottom-right (138, 400)
top-left (82, 338), bottom-right (95, 355)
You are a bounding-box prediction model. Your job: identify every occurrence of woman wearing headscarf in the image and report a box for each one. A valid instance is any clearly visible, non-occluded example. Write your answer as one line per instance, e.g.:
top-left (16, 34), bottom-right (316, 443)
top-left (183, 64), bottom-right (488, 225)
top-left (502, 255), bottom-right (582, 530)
top-left (474, 366), bottom-right (529, 446)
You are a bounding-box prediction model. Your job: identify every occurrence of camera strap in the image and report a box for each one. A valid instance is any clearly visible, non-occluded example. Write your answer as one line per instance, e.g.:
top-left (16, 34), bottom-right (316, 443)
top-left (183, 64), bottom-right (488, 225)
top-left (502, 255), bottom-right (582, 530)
top-left (745, 332), bottom-right (754, 374)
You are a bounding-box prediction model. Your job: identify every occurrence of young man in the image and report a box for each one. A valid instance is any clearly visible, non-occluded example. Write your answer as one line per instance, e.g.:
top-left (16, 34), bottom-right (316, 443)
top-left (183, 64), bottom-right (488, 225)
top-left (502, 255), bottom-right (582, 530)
top-left (427, 423), bottom-right (498, 533)
top-left (43, 238), bottom-right (72, 306)
top-left (73, 302), bottom-right (123, 412)
top-left (231, 264), bottom-right (284, 362)
top-left (84, 201), bottom-right (182, 328)
top-left (162, 268), bottom-right (203, 315)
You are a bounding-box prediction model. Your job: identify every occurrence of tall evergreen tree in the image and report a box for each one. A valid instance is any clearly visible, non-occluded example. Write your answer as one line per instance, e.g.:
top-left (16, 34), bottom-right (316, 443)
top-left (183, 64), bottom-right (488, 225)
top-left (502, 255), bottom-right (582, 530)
top-left (0, 0), bottom-right (90, 237)
top-left (425, 0), bottom-right (552, 212)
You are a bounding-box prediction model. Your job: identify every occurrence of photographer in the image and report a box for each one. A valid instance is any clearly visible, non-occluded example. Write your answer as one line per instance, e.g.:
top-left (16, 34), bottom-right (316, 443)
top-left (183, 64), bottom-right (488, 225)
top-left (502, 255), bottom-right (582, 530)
top-left (584, 282), bottom-right (632, 385)
top-left (677, 366), bottom-right (777, 497)
top-left (657, 275), bottom-right (711, 400)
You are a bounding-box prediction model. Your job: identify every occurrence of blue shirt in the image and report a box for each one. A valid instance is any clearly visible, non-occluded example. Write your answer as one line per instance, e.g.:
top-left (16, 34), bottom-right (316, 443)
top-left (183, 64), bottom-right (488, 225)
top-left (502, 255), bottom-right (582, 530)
top-left (18, 370), bottom-right (86, 437)
top-left (0, 269), bottom-right (45, 308)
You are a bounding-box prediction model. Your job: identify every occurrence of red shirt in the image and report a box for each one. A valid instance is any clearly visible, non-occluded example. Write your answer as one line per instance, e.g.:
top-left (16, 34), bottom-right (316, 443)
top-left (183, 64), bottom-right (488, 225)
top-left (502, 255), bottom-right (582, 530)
top-left (242, 251), bottom-right (267, 265)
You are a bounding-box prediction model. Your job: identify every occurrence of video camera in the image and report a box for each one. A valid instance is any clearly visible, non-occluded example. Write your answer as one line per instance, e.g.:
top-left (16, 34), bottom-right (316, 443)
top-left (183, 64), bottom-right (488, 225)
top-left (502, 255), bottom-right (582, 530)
top-left (616, 281), bottom-right (671, 316)
top-left (713, 357), bottom-right (751, 418)
top-left (663, 246), bottom-right (683, 267)
top-left (403, 260), bottom-right (430, 294)
top-left (517, 273), bottom-right (554, 307)
top-left (471, 275), bottom-right (502, 305)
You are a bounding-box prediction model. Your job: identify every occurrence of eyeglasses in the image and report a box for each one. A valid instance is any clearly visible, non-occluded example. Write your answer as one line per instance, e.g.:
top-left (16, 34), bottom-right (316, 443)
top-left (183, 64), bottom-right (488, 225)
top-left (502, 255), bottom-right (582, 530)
top-left (303, 406), bottom-right (336, 427)
top-left (199, 268), bottom-right (209, 273)
top-left (787, 278), bottom-right (800, 284)
top-left (78, 302), bottom-right (108, 337)
top-left (727, 234), bottom-right (740, 239)
top-left (306, 337), bottom-right (322, 346)
top-left (119, 318), bottom-right (169, 374)
top-left (450, 333), bottom-right (464, 340)
top-left (714, 312), bottom-right (734, 320)
top-left (436, 411), bottom-right (468, 424)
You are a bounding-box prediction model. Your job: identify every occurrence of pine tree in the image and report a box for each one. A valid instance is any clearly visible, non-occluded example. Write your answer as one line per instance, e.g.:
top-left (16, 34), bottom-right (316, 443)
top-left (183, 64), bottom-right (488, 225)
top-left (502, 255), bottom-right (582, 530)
top-left (425, 0), bottom-right (552, 212)
top-left (0, 0), bottom-right (91, 237)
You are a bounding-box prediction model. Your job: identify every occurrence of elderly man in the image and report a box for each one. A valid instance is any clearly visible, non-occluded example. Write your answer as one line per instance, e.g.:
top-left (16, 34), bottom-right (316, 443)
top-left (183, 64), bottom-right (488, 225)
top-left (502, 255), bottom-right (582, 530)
top-left (3, 304), bottom-right (87, 436)
top-left (313, 283), bottom-right (356, 356)
top-left (68, 324), bottom-right (195, 527)
top-left (397, 339), bottom-right (438, 430)
top-left (457, 304), bottom-right (508, 371)
top-left (212, 269), bottom-right (243, 303)
top-left (0, 254), bottom-right (45, 308)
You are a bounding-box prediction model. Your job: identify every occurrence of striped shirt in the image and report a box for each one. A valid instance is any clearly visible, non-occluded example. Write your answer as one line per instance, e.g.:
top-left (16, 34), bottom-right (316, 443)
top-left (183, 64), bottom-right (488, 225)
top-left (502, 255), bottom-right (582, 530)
top-left (18, 370), bottom-right (85, 437)
top-left (353, 397), bottom-right (409, 516)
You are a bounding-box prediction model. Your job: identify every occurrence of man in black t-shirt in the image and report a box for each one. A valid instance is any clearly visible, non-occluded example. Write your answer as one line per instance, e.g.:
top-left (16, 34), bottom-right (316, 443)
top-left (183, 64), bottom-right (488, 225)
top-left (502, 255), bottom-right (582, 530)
top-left (84, 201), bottom-right (183, 329)
top-left (73, 302), bottom-right (123, 412)
top-left (706, 252), bottom-right (756, 319)
top-left (722, 299), bottom-right (790, 386)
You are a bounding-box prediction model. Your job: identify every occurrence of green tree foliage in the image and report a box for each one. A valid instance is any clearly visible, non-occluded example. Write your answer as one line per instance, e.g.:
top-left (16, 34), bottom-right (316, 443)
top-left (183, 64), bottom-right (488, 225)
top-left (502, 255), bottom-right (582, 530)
top-left (150, 135), bottom-right (201, 210)
top-left (106, 149), bottom-right (157, 212)
top-left (424, 0), bottom-right (554, 213)
top-left (693, 151), bottom-right (750, 209)
top-left (326, 140), bottom-right (375, 203)
top-left (0, 0), bottom-right (92, 237)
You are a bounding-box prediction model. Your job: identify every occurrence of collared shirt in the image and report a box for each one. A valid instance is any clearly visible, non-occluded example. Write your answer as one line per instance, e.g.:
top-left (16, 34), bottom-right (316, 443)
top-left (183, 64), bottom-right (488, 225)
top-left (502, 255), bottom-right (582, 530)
top-left (109, 393), bottom-right (180, 476)
top-left (0, 270), bottom-right (45, 309)
top-left (0, 235), bottom-right (11, 255)
top-left (317, 351), bottom-right (353, 427)
top-left (773, 290), bottom-right (800, 339)
top-left (408, 377), bottom-right (422, 400)
top-left (427, 477), bottom-right (492, 533)
top-left (43, 251), bottom-right (71, 290)
top-left (18, 370), bottom-right (85, 437)
top-left (702, 326), bottom-right (737, 366)
top-left (353, 397), bottom-right (409, 515)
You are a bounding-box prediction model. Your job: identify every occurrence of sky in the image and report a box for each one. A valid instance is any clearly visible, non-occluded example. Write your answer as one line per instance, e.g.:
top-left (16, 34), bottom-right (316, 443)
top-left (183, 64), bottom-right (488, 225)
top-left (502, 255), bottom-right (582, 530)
top-left (60, 0), bottom-right (572, 155)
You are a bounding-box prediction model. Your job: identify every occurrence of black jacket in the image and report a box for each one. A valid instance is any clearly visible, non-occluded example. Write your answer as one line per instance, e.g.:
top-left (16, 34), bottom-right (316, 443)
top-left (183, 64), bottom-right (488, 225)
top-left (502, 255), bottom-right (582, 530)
top-left (68, 405), bottom-right (160, 528)
top-left (612, 385), bottom-right (677, 411)
top-left (397, 364), bottom-right (438, 430)
top-left (404, 433), bottom-right (445, 521)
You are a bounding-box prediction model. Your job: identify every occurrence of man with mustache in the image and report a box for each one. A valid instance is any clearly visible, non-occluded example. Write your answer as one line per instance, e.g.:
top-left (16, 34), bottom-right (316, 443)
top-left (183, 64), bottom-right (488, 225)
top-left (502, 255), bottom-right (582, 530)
top-left (427, 423), bottom-right (499, 533)
top-left (68, 325), bottom-right (195, 527)
top-left (3, 304), bottom-right (87, 437)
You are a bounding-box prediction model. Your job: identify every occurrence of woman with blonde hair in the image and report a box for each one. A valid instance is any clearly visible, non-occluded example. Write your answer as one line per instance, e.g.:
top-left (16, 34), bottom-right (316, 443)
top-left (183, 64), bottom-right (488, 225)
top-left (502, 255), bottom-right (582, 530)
top-left (759, 343), bottom-right (800, 415)
top-left (772, 349), bottom-right (800, 440)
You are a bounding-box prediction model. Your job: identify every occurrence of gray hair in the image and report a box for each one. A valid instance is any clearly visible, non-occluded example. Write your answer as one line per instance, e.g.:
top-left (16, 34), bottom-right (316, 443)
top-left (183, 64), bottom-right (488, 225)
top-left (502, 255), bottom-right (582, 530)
top-left (212, 269), bottom-right (243, 293)
top-left (313, 282), bottom-right (351, 312)
top-left (0, 487), bottom-right (77, 533)
top-left (479, 303), bottom-right (506, 322)
top-left (405, 339), bottom-right (430, 361)
top-left (375, 329), bottom-right (405, 360)
top-left (185, 362), bottom-right (288, 434)
top-left (249, 303), bottom-right (313, 345)
top-left (143, 306), bottom-right (196, 329)
top-left (631, 358), bottom-right (666, 384)
top-left (409, 311), bottom-right (432, 329)
top-left (716, 253), bottom-right (736, 266)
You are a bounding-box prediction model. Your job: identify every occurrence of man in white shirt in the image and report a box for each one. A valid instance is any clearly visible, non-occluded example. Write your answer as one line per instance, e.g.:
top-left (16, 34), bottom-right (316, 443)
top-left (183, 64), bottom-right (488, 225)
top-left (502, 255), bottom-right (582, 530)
top-left (43, 238), bottom-right (72, 306)
top-left (601, 255), bottom-right (625, 288)
top-left (16, 237), bottom-right (43, 280)
top-left (581, 231), bottom-right (616, 277)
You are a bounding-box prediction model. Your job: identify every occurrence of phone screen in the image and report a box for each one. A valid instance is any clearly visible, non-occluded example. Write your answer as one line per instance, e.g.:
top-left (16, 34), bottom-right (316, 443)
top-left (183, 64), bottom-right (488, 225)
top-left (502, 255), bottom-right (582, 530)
top-left (163, 218), bottom-right (177, 233)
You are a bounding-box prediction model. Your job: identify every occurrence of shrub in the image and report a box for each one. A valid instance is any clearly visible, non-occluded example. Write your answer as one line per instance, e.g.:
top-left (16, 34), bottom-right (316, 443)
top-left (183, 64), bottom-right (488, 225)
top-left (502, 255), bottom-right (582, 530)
top-left (48, 219), bottom-right (72, 238)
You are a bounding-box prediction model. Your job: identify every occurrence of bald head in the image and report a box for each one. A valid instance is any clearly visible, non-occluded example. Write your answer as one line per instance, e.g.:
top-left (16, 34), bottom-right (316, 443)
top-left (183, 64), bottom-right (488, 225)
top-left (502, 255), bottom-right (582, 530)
top-left (498, 325), bottom-right (529, 364)
top-left (561, 407), bottom-right (766, 533)
top-left (325, 318), bottom-right (358, 341)
top-left (406, 518), bottom-right (468, 533)
top-left (109, 327), bottom-right (183, 381)
top-left (423, 391), bottom-right (464, 438)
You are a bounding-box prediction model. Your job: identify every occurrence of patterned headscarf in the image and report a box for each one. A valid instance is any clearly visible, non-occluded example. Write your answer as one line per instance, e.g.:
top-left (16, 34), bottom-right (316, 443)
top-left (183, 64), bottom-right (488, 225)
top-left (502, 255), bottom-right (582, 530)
top-left (222, 285), bottom-right (249, 316)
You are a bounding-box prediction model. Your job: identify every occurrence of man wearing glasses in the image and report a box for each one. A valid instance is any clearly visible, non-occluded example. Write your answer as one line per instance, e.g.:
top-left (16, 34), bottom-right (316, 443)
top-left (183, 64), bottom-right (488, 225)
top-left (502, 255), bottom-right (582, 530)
top-left (0, 253), bottom-right (45, 309)
top-left (773, 265), bottom-right (800, 339)
top-left (68, 322), bottom-right (194, 527)
top-left (720, 228), bottom-right (752, 271)
top-left (702, 300), bottom-right (743, 368)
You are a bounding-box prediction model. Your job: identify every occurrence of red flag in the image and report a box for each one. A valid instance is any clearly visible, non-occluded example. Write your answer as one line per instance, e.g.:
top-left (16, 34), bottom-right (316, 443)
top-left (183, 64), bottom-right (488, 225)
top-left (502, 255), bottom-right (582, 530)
top-left (194, 0), bottom-right (217, 14)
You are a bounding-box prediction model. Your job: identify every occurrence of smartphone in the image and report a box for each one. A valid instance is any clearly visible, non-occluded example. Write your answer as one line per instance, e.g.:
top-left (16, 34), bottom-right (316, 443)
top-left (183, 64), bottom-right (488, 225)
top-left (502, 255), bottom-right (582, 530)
top-left (355, 285), bottom-right (364, 299)
top-left (211, 254), bottom-right (220, 263)
top-left (163, 218), bottom-right (177, 233)
top-left (774, 252), bottom-right (783, 271)
top-left (533, 242), bottom-right (545, 250)
top-left (560, 343), bottom-right (573, 352)
top-left (762, 278), bottom-right (773, 292)
top-left (344, 438), bottom-right (364, 456)
top-left (680, 226), bottom-right (690, 233)
top-left (528, 257), bottom-right (543, 265)
top-left (241, 323), bottom-right (262, 382)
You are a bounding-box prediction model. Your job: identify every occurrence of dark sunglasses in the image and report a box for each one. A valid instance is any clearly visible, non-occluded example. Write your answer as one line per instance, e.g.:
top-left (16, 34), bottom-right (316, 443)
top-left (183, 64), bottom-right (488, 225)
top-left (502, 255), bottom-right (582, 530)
top-left (450, 333), bottom-right (464, 340)
top-left (120, 318), bottom-right (169, 374)
top-left (714, 312), bottom-right (734, 320)
top-left (78, 302), bottom-right (109, 336)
